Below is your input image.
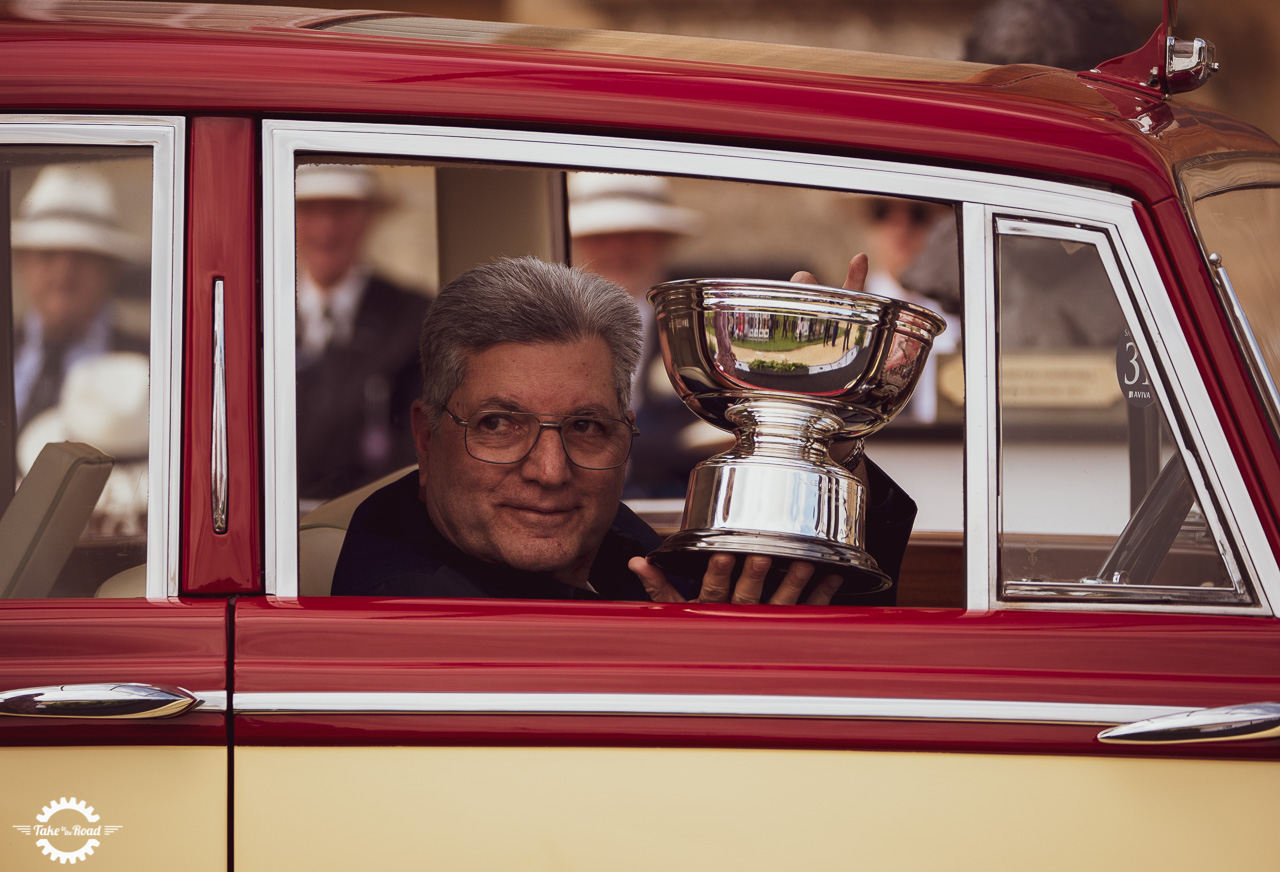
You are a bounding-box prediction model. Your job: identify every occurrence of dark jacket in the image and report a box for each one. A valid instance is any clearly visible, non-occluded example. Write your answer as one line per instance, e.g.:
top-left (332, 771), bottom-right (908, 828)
top-left (332, 460), bottom-right (914, 604)
top-left (331, 471), bottom-right (689, 600)
top-left (296, 275), bottom-right (429, 500)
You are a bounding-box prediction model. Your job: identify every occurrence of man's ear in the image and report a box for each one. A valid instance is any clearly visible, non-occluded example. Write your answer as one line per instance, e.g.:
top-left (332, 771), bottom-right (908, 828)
top-left (410, 401), bottom-right (433, 487)
top-left (626, 409), bottom-right (636, 425)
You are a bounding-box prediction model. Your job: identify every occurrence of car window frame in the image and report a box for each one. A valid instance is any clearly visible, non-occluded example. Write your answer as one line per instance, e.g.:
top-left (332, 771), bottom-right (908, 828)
top-left (0, 114), bottom-right (185, 599)
top-left (987, 216), bottom-right (1252, 607)
top-left (261, 119), bottom-right (1277, 616)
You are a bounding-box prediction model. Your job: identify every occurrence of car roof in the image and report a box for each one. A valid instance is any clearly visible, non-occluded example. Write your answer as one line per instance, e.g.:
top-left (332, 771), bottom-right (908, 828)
top-left (3, 0), bottom-right (1278, 203)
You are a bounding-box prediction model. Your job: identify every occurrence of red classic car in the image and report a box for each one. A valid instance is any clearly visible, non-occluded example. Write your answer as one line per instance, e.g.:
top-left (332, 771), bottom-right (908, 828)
top-left (1, 1), bottom-right (1277, 869)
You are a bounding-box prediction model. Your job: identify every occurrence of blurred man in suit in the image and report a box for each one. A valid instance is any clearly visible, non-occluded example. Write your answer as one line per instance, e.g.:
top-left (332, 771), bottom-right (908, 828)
top-left (294, 163), bottom-right (429, 500)
top-left (569, 172), bottom-right (705, 498)
top-left (12, 165), bottom-right (148, 436)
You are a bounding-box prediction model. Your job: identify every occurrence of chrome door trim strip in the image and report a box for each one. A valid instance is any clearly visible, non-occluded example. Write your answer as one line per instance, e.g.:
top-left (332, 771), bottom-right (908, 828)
top-left (0, 115), bottom-right (186, 599)
top-left (194, 691), bottom-right (227, 712)
top-left (231, 690), bottom-right (1188, 726)
top-left (260, 120), bottom-right (1277, 613)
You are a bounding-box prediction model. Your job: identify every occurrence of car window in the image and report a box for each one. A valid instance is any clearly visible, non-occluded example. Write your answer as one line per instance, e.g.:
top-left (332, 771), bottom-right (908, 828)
top-left (995, 220), bottom-right (1247, 604)
top-left (280, 146), bottom-right (964, 602)
top-left (2, 145), bottom-right (155, 599)
top-left (1179, 157), bottom-right (1280, 436)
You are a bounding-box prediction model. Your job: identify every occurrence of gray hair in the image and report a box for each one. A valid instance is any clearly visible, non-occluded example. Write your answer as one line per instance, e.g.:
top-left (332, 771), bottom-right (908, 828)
top-left (418, 256), bottom-right (642, 425)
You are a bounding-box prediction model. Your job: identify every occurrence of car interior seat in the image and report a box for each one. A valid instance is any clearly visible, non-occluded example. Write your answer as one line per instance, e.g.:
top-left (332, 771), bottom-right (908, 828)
top-left (0, 441), bottom-right (113, 599)
top-left (298, 465), bottom-right (413, 596)
top-left (94, 465), bottom-right (417, 598)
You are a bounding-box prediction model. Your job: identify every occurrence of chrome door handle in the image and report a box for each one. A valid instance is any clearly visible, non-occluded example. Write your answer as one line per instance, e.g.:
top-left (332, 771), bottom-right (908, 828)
top-left (1098, 702), bottom-right (1280, 744)
top-left (0, 683), bottom-right (203, 719)
top-left (211, 277), bottom-right (229, 534)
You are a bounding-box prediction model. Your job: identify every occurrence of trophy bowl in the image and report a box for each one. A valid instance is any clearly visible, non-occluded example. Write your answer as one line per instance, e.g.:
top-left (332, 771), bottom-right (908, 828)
top-left (646, 277), bottom-right (946, 594)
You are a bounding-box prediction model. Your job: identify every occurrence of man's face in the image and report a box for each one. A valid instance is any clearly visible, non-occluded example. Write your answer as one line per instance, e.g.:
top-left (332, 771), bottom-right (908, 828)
top-left (17, 248), bottom-right (117, 345)
top-left (412, 338), bottom-right (629, 583)
top-left (295, 197), bottom-right (375, 290)
top-left (571, 231), bottom-right (673, 300)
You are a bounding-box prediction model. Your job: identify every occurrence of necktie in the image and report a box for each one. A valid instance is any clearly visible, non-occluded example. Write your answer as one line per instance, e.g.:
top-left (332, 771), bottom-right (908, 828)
top-left (20, 340), bottom-right (68, 433)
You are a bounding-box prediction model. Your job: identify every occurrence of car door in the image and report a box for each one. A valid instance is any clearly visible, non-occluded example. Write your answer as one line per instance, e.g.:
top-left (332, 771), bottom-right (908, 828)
top-left (0, 117), bottom-right (232, 871)
top-left (233, 122), bottom-right (1280, 871)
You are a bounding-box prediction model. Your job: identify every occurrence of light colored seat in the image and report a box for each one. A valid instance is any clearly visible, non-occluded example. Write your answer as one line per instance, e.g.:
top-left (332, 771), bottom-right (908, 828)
top-left (298, 465), bottom-right (414, 596)
top-left (93, 465), bottom-right (415, 598)
top-left (95, 562), bottom-right (146, 597)
top-left (0, 441), bottom-right (113, 599)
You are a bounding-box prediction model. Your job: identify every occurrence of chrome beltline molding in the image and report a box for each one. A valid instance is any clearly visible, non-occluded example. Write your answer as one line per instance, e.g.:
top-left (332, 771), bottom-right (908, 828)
top-left (229, 691), bottom-right (1189, 726)
top-left (194, 691), bottom-right (228, 712)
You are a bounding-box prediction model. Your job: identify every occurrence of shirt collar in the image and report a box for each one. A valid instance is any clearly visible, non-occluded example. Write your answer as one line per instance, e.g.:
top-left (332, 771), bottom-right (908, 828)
top-left (297, 265), bottom-right (369, 347)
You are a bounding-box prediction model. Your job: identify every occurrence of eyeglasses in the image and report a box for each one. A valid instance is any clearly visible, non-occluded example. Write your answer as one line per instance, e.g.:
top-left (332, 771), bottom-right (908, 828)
top-left (444, 408), bottom-right (639, 470)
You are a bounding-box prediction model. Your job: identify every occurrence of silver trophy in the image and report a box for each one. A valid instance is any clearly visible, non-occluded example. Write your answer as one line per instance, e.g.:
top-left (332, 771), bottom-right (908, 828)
top-left (646, 278), bottom-right (946, 592)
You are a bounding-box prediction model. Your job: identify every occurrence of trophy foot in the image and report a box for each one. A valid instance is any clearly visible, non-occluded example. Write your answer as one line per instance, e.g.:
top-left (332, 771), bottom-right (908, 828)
top-left (648, 529), bottom-right (891, 597)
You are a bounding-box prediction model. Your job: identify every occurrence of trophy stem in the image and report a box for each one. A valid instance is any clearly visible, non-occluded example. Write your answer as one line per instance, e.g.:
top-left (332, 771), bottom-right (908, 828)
top-left (724, 396), bottom-right (845, 466)
top-left (650, 397), bottom-right (889, 592)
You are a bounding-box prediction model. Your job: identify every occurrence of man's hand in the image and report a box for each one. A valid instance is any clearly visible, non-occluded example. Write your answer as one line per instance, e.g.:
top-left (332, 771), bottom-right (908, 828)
top-left (628, 553), bottom-right (843, 605)
top-left (790, 252), bottom-right (869, 292)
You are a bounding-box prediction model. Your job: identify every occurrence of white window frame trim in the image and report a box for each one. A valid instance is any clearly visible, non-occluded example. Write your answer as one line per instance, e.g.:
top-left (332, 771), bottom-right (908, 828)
top-left (1, 115), bottom-right (186, 600)
top-left (261, 119), bottom-right (1275, 616)
top-left (990, 217), bottom-right (1253, 606)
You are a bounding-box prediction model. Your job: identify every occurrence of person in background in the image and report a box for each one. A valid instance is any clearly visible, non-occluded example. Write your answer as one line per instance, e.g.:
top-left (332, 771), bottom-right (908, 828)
top-left (860, 197), bottom-right (960, 424)
top-left (294, 163), bottom-right (429, 501)
top-left (568, 172), bottom-right (705, 498)
top-left (962, 0), bottom-right (1140, 70)
top-left (11, 165), bottom-right (148, 437)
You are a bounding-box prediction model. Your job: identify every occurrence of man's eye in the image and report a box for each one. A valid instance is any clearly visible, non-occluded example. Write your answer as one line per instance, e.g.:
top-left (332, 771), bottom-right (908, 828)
top-left (475, 413), bottom-right (519, 434)
top-left (568, 417), bottom-right (609, 438)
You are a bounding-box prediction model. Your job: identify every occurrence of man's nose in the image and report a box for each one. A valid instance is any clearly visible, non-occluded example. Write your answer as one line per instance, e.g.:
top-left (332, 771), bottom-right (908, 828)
top-left (519, 426), bottom-right (572, 485)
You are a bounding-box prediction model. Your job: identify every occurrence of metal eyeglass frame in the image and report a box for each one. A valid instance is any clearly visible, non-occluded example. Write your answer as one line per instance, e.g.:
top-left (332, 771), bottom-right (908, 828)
top-left (444, 408), bottom-right (639, 470)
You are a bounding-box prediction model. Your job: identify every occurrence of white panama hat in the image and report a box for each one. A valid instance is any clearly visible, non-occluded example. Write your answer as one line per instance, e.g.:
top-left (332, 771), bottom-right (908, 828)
top-left (568, 172), bottom-right (700, 238)
top-left (11, 165), bottom-right (147, 262)
top-left (295, 163), bottom-right (381, 201)
top-left (17, 352), bottom-right (151, 472)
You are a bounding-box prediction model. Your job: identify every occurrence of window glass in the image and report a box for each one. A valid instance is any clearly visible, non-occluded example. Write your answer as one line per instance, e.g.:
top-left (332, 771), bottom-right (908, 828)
top-left (1181, 168), bottom-right (1280, 404)
top-left (3, 148), bottom-right (152, 598)
top-left (293, 158), bottom-right (437, 507)
top-left (996, 228), bottom-right (1237, 599)
top-left (288, 155), bottom-right (963, 605)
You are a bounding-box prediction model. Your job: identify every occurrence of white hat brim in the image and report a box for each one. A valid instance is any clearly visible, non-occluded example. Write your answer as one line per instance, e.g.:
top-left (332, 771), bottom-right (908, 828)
top-left (12, 217), bottom-right (148, 263)
top-left (569, 200), bottom-right (700, 238)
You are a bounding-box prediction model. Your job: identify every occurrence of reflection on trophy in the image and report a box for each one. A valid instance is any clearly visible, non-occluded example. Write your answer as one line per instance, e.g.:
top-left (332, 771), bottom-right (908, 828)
top-left (646, 278), bottom-right (946, 593)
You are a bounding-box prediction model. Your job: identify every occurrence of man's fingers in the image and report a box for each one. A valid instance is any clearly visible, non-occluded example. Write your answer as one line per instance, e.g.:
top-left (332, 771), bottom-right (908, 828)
top-left (843, 253), bottom-right (869, 292)
top-left (791, 254), bottom-right (868, 291)
top-left (628, 556), bottom-right (687, 603)
top-left (697, 553), bottom-right (736, 602)
top-left (768, 560), bottom-right (815, 605)
top-left (729, 555), bottom-right (771, 604)
top-left (804, 573), bottom-right (845, 606)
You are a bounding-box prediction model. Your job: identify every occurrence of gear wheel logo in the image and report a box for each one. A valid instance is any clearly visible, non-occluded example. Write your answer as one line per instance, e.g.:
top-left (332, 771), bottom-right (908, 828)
top-left (11, 797), bottom-right (123, 864)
